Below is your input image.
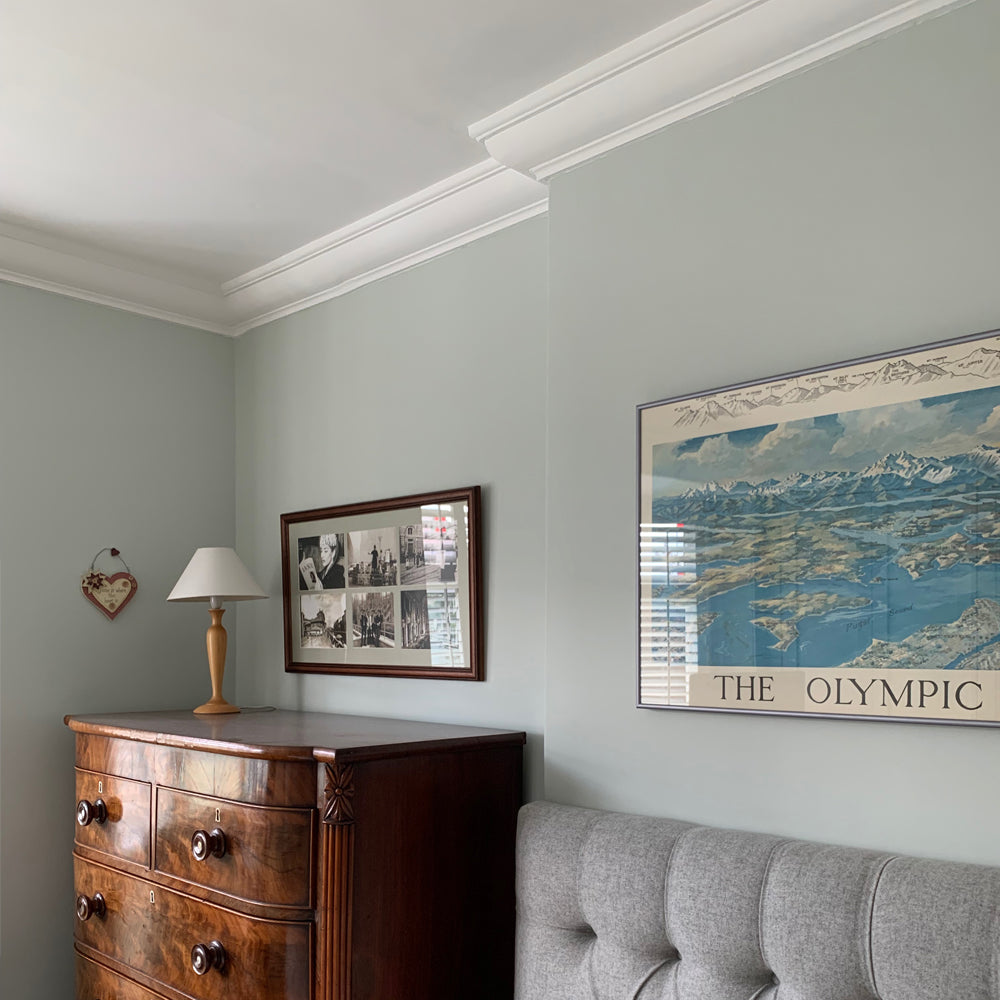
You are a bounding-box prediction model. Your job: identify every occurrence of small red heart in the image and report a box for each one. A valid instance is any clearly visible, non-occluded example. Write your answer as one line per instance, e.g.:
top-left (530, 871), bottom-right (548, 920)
top-left (81, 571), bottom-right (138, 621)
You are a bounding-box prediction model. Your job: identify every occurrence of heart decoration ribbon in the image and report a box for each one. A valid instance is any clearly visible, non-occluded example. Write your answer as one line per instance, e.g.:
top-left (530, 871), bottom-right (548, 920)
top-left (81, 547), bottom-right (138, 621)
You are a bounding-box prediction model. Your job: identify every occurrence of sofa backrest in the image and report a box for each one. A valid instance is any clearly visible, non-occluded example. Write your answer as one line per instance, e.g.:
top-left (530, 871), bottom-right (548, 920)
top-left (515, 800), bottom-right (1000, 1000)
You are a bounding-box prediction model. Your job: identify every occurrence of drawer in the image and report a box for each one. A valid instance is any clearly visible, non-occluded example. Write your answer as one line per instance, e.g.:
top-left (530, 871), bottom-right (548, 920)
top-left (74, 856), bottom-right (310, 1000)
top-left (155, 787), bottom-right (313, 908)
top-left (75, 769), bottom-right (151, 868)
top-left (76, 953), bottom-right (162, 1000)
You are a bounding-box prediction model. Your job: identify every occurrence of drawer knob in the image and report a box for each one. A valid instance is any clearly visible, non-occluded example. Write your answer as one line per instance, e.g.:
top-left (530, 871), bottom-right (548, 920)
top-left (76, 892), bottom-right (106, 922)
top-left (191, 827), bottom-right (227, 862)
top-left (191, 940), bottom-right (226, 975)
top-left (77, 798), bottom-right (108, 826)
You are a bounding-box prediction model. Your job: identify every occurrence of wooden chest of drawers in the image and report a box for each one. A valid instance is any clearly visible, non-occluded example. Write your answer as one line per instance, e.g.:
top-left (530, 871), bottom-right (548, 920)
top-left (65, 709), bottom-right (524, 1000)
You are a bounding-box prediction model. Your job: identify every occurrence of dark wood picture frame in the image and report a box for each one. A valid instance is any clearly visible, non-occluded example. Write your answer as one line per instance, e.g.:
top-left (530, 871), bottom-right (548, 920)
top-left (282, 485), bottom-right (483, 680)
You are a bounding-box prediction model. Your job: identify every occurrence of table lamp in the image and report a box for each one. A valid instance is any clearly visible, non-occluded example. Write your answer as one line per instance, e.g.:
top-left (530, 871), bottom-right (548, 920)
top-left (167, 547), bottom-right (267, 714)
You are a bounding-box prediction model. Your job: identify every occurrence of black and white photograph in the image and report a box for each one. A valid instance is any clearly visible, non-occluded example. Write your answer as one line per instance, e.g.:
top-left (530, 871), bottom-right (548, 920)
top-left (400, 512), bottom-right (458, 584)
top-left (298, 533), bottom-right (345, 590)
top-left (398, 523), bottom-right (426, 584)
top-left (281, 486), bottom-right (483, 679)
top-left (351, 591), bottom-right (395, 648)
top-left (400, 589), bottom-right (431, 649)
top-left (299, 593), bottom-right (347, 648)
top-left (348, 529), bottom-right (398, 587)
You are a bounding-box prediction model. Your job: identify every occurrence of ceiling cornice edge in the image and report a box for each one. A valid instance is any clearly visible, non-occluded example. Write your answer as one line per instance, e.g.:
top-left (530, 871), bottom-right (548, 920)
top-left (0, 267), bottom-right (234, 335)
top-left (229, 199), bottom-right (548, 336)
top-left (6, 0), bottom-right (972, 334)
top-left (0, 228), bottom-right (234, 334)
top-left (0, 163), bottom-right (547, 336)
top-left (224, 161), bottom-right (548, 334)
top-left (469, 0), bottom-right (977, 180)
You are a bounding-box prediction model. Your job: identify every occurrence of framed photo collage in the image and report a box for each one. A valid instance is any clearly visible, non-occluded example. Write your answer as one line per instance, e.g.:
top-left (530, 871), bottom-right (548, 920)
top-left (281, 486), bottom-right (483, 680)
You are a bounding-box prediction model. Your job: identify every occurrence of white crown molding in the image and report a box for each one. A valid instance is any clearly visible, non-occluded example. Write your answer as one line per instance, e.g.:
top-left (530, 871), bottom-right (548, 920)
top-left (0, 223), bottom-right (233, 334)
top-left (222, 161), bottom-right (547, 334)
top-left (0, 164), bottom-right (547, 336)
top-left (469, 0), bottom-right (977, 180)
top-left (1, 0), bottom-right (974, 334)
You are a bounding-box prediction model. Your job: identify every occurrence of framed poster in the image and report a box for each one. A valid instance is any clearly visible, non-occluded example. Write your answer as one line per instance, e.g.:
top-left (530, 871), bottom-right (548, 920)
top-left (282, 486), bottom-right (483, 680)
top-left (638, 329), bottom-right (1000, 724)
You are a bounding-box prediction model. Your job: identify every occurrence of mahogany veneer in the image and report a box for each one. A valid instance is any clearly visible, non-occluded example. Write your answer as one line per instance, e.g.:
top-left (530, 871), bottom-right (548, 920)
top-left (77, 953), bottom-right (163, 1000)
top-left (154, 787), bottom-right (314, 910)
top-left (75, 769), bottom-right (151, 870)
top-left (67, 709), bottom-right (525, 1000)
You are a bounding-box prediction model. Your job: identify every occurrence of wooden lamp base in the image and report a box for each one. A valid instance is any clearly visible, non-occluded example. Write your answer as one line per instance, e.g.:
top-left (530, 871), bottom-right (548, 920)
top-left (194, 606), bottom-right (240, 715)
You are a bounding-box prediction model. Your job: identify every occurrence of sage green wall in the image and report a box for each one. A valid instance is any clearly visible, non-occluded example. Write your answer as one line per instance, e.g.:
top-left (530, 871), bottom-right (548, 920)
top-left (545, 1), bottom-right (1000, 863)
top-left (0, 283), bottom-right (235, 997)
top-left (5, 6), bottom-right (998, 997)
top-left (233, 218), bottom-right (548, 797)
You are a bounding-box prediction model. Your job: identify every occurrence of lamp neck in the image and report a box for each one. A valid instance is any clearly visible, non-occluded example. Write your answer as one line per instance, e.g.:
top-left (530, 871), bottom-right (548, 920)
top-left (209, 596), bottom-right (223, 610)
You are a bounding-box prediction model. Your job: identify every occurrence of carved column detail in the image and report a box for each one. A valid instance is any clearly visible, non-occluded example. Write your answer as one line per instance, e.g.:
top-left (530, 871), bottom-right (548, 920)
top-left (322, 762), bottom-right (355, 825)
top-left (318, 761), bottom-right (355, 999)
top-left (317, 820), bottom-right (354, 1000)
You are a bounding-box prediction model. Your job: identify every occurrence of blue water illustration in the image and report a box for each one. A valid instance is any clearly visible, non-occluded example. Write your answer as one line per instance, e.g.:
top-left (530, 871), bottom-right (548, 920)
top-left (650, 382), bottom-right (1000, 671)
top-left (697, 560), bottom-right (999, 668)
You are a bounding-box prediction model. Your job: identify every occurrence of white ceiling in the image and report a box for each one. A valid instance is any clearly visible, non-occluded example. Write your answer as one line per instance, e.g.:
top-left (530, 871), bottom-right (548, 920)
top-left (0, 0), bottom-right (972, 334)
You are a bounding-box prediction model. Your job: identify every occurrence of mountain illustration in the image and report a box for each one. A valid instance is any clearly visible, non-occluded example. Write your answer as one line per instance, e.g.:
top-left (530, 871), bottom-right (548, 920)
top-left (673, 399), bottom-right (738, 427)
top-left (859, 359), bottom-right (949, 387)
top-left (942, 348), bottom-right (1000, 379)
top-left (702, 400), bottom-right (732, 422)
top-left (670, 356), bottom-right (968, 430)
top-left (656, 446), bottom-right (1000, 520)
top-left (667, 341), bottom-right (1000, 434)
top-left (722, 397), bottom-right (758, 416)
top-left (966, 443), bottom-right (1000, 474)
top-left (859, 451), bottom-right (953, 482)
top-left (673, 406), bottom-right (701, 427)
top-left (780, 386), bottom-right (816, 404)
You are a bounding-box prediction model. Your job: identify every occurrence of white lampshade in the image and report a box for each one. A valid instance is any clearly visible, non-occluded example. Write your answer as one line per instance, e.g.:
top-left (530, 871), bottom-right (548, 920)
top-left (167, 547), bottom-right (267, 604)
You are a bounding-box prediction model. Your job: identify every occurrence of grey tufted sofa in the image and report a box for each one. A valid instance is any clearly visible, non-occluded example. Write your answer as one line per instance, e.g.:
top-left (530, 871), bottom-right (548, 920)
top-left (515, 801), bottom-right (1000, 999)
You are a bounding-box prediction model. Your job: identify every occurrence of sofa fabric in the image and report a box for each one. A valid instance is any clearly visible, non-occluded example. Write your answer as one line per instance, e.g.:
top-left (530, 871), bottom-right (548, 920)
top-left (515, 801), bottom-right (1000, 1000)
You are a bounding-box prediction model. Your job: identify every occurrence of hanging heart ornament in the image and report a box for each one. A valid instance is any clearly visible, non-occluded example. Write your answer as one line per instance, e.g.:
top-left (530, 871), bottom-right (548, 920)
top-left (81, 548), bottom-right (138, 621)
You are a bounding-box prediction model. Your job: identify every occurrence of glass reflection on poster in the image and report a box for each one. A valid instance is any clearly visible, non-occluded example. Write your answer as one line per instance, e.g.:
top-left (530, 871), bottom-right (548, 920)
top-left (427, 587), bottom-right (463, 668)
top-left (399, 512), bottom-right (458, 584)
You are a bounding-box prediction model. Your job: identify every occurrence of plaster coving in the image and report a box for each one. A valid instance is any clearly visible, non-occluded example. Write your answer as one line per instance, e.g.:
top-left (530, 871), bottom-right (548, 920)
top-left (0, 0), bottom-right (973, 336)
top-left (469, 0), bottom-right (975, 180)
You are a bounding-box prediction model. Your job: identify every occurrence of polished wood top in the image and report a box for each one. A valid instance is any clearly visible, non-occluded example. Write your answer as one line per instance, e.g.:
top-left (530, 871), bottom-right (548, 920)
top-left (65, 708), bottom-right (525, 763)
